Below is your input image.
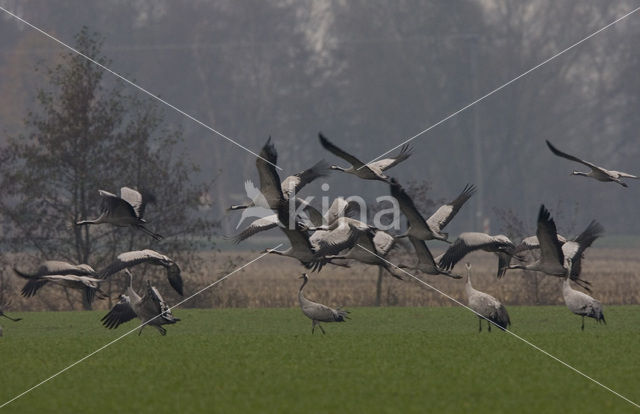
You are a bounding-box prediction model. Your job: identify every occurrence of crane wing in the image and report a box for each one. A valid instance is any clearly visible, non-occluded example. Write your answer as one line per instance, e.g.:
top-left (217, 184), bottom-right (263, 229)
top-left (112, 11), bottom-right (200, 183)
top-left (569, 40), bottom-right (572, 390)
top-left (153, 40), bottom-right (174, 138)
top-left (20, 278), bottom-right (48, 297)
top-left (438, 232), bottom-right (493, 270)
top-left (546, 140), bottom-right (601, 171)
top-left (323, 197), bottom-right (360, 225)
top-left (256, 137), bottom-right (284, 209)
top-left (99, 249), bottom-right (166, 278)
top-left (166, 263), bottom-right (183, 296)
top-left (295, 199), bottom-right (324, 227)
top-left (611, 171), bottom-right (638, 179)
top-left (536, 205), bottom-right (565, 268)
top-left (408, 236), bottom-right (438, 272)
top-left (370, 144), bottom-right (413, 171)
top-left (389, 179), bottom-right (430, 230)
top-left (318, 133), bottom-right (365, 168)
top-left (563, 220), bottom-right (603, 276)
top-left (99, 190), bottom-right (138, 221)
top-left (281, 159), bottom-right (330, 198)
top-left (120, 187), bottom-right (144, 218)
top-left (42, 261), bottom-right (95, 276)
top-left (313, 222), bottom-right (362, 258)
top-left (144, 281), bottom-right (179, 323)
top-left (230, 214), bottom-right (280, 244)
top-left (426, 184), bottom-right (476, 233)
top-left (101, 296), bottom-right (137, 329)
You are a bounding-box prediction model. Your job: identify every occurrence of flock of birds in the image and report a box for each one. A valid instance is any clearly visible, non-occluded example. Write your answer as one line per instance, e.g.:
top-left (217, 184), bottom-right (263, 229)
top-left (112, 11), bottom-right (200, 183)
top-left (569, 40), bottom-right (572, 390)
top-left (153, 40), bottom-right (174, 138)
top-left (5, 187), bottom-right (183, 335)
top-left (226, 135), bottom-right (630, 333)
top-left (2, 135), bottom-right (634, 335)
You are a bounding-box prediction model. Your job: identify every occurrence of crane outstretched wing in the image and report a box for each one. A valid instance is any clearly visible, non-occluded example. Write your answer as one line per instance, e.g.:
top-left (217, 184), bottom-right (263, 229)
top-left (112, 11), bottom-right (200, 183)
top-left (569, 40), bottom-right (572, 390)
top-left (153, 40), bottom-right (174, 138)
top-left (318, 133), bottom-right (364, 168)
top-left (101, 296), bottom-right (137, 329)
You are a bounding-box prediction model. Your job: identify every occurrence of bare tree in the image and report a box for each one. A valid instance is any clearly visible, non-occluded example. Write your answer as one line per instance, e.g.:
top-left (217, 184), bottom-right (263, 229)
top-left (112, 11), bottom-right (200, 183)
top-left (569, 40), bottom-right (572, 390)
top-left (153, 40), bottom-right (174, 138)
top-left (0, 27), bottom-right (217, 310)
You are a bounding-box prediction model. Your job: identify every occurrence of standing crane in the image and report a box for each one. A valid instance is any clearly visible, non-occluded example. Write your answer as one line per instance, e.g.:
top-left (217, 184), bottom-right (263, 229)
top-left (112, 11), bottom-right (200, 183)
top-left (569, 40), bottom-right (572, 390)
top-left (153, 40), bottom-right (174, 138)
top-left (298, 273), bottom-right (349, 334)
top-left (101, 270), bottom-right (180, 336)
top-left (464, 263), bottom-right (510, 332)
top-left (562, 259), bottom-right (605, 330)
top-left (76, 187), bottom-right (162, 240)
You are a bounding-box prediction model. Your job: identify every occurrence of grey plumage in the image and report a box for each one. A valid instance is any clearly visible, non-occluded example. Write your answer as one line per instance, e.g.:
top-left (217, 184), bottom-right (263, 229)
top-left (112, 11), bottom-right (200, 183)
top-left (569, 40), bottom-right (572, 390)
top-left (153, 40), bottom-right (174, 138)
top-left (99, 249), bottom-right (183, 295)
top-left (508, 205), bottom-right (602, 292)
top-left (426, 184), bottom-right (476, 240)
top-left (319, 132), bottom-right (411, 182)
top-left (76, 187), bottom-right (162, 240)
top-left (266, 202), bottom-right (363, 271)
top-left (562, 260), bottom-right (605, 331)
top-left (101, 269), bottom-right (179, 336)
top-left (14, 268), bottom-right (106, 304)
top-left (298, 273), bottom-right (349, 334)
top-left (229, 214), bottom-right (281, 244)
top-left (437, 232), bottom-right (516, 278)
top-left (317, 219), bottom-right (407, 279)
top-left (546, 139), bottom-right (637, 187)
top-left (391, 179), bottom-right (474, 242)
top-left (464, 263), bottom-right (510, 332)
top-left (13, 260), bottom-right (96, 278)
top-left (514, 234), bottom-right (568, 254)
top-left (228, 139), bottom-right (330, 211)
top-left (406, 236), bottom-right (461, 279)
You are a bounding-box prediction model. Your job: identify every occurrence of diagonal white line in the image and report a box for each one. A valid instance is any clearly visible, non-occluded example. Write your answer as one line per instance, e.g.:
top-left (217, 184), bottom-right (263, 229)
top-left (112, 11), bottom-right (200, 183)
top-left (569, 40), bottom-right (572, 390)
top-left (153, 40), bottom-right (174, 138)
top-left (360, 5), bottom-right (640, 168)
top-left (0, 6), bottom-right (283, 171)
top-left (355, 243), bottom-right (640, 409)
top-left (0, 245), bottom-right (282, 409)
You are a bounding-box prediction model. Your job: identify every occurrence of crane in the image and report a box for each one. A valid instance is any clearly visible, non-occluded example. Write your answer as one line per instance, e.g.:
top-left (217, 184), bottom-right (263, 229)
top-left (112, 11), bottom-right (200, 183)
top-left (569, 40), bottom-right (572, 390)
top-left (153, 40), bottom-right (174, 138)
top-left (562, 259), bottom-right (605, 330)
top-left (101, 270), bottom-right (180, 336)
top-left (99, 249), bottom-right (183, 295)
top-left (298, 273), bottom-right (349, 334)
top-left (390, 179), bottom-right (475, 242)
top-left (319, 133), bottom-right (411, 182)
top-left (437, 232), bottom-right (517, 278)
top-left (546, 140), bottom-right (637, 187)
top-left (464, 263), bottom-right (510, 332)
top-left (76, 187), bottom-right (162, 240)
top-left (508, 205), bottom-right (602, 292)
top-left (14, 271), bottom-right (106, 304)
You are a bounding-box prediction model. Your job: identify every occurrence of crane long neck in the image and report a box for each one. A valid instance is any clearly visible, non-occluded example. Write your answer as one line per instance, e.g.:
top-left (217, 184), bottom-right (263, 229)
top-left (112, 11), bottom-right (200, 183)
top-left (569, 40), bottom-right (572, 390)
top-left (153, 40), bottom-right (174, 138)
top-left (125, 271), bottom-right (139, 300)
top-left (299, 276), bottom-right (308, 294)
top-left (465, 268), bottom-right (474, 295)
top-left (566, 259), bottom-right (573, 280)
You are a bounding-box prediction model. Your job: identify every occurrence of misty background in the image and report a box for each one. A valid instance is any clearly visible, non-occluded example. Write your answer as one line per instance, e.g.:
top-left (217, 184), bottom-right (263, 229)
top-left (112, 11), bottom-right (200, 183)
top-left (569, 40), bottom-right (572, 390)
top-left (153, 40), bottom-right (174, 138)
top-left (1, 0), bottom-right (639, 242)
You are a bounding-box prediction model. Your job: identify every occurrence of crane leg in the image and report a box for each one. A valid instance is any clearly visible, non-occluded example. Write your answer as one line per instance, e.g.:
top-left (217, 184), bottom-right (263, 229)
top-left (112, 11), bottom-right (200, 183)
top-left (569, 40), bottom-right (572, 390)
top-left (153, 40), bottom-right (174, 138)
top-left (581, 317), bottom-right (585, 331)
top-left (478, 317), bottom-right (482, 333)
top-left (312, 320), bottom-right (316, 334)
top-left (0, 313), bottom-right (21, 322)
top-left (487, 320), bottom-right (492, 333)
top-left (318, 324), bottom-right (326, 335)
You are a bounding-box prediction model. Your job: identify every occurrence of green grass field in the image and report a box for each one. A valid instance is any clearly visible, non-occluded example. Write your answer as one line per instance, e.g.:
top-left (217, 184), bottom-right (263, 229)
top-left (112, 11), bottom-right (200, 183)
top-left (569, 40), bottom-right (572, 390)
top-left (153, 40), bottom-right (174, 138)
top-left (0, 306), bottom-right (639, 413)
